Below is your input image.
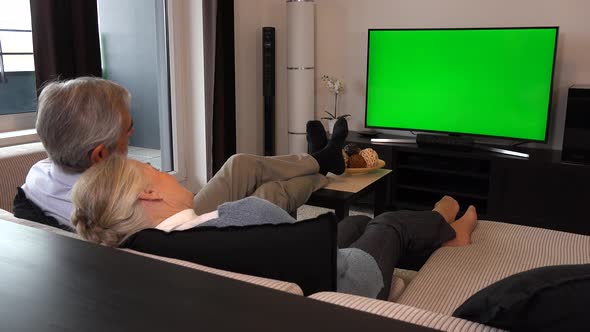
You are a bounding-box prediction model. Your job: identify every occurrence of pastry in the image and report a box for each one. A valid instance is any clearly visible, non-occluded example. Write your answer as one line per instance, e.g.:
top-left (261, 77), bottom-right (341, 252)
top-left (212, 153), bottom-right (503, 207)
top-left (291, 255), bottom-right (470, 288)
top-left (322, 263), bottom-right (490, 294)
top-left (341, 149), bottom-right (349, 166)
top-left (360, 148), bottom-right (379, 168)
top-left (344, 143), bottom-right (361, 156)
top-left (348, 154), bottom-right (367, 168)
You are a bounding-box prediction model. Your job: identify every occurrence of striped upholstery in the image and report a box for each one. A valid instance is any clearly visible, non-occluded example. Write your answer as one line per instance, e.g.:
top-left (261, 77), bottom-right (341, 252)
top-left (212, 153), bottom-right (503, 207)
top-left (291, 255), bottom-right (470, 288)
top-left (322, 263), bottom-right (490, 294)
top-left (397, 220), bottom-right (590, 315)
top-left (0, 142), bottom-right (47, 212)
top-left (310, 292), bottom-right (502, 332)
top-left (0, 209), bottom-right (303, 296)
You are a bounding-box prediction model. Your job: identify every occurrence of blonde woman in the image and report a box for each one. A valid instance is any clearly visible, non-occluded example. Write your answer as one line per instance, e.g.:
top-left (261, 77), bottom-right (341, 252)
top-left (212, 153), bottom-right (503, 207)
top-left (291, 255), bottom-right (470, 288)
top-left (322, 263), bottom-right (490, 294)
top-left (72, 155), bottom-right (477, 300)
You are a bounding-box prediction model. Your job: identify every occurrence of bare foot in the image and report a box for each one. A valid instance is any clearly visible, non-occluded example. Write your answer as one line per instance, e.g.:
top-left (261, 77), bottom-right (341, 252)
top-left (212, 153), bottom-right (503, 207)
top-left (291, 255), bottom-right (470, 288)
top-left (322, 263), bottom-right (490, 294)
top-left (432, 195), bottom-right (460, 224)
top-left (443, 205), bottom-right (477, 247)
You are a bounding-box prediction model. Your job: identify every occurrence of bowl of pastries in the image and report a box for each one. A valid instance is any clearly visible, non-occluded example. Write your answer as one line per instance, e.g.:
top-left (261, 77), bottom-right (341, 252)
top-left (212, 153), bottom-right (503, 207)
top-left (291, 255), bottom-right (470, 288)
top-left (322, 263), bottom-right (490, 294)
top-left (342, 144), bottom-right (385, 175)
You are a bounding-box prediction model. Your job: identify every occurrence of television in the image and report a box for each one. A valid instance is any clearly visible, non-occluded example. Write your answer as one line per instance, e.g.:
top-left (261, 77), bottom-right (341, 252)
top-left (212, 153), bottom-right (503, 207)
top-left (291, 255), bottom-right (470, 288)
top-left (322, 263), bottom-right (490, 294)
top-left (365, 27), bottom-right (559, 142)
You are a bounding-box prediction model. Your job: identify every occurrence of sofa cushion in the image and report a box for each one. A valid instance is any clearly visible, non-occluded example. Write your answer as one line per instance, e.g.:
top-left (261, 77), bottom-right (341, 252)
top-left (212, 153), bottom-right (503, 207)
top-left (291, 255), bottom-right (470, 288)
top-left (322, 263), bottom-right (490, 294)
top-left (397, 220), bottom-right (590, 315)
top-left (310, 292), bottom-right (502, 332)
top-left (453, 264), bottom-right (590, 332)
top-left (121, 212), bottom-right (339, 295)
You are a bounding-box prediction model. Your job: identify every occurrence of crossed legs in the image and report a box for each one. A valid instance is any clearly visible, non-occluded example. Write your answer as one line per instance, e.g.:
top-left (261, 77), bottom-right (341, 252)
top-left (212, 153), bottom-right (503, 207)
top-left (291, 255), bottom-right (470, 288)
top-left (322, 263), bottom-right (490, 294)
top-left (193, 153), bottom-right (325, 215)
top-left (193, 118), bottom-right (350, 215)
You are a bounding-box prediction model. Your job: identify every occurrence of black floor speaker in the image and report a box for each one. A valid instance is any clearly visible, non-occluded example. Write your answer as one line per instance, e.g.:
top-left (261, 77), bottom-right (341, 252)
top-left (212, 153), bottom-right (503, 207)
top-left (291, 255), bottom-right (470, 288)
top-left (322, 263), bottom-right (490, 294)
top-left (263, 27), bottom-right (275, 156)
top-left (562, 85), bottom-right (590, 164)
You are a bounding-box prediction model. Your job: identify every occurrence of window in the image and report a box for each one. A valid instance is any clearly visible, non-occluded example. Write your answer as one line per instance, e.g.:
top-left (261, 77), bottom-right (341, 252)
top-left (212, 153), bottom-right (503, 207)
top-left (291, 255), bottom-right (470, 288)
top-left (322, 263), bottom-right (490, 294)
top-left (0, 0), bottom-right (37, 133)
top-left (97, 0), bottom-right (173, 172)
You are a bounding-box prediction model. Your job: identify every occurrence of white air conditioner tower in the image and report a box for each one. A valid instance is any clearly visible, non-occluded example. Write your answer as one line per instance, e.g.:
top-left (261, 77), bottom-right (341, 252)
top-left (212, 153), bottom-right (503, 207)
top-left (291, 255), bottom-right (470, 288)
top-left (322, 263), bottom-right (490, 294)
top-left (287, 0), bottom-right (315, 154)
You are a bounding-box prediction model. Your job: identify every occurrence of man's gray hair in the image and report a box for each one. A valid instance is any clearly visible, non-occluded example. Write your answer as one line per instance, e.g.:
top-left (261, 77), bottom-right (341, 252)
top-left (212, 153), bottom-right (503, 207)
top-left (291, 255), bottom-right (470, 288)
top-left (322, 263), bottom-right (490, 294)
top-left (36, 77), bottom-right (131, 172)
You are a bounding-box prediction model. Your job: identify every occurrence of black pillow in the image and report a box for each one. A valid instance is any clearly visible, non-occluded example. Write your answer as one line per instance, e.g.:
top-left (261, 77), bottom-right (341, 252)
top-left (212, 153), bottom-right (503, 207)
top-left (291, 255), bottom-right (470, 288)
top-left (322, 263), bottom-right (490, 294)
top-left (453, 264), bottom-right (590, 332)
top-left (120, 212), bottom-right (338, 295)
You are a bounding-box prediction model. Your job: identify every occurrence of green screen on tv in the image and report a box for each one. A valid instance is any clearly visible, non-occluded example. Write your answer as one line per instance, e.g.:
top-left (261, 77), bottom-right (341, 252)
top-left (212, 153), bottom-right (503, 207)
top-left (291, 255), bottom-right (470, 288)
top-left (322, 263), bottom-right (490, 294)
top-left (365, 27), bottom-right (558, 141)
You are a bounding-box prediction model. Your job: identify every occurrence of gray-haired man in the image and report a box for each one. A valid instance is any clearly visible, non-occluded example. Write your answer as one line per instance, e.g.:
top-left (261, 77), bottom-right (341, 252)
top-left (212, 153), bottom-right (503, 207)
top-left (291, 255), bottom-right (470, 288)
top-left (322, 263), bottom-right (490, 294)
top-left (16, 77), bottom-right (134, 228)
top-left (15, 77), bottom-right (346, 229)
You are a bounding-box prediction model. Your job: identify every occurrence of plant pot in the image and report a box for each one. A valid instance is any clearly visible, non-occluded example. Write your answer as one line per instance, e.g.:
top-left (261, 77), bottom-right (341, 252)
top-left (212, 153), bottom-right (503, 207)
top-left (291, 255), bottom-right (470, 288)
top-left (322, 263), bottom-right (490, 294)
top-left (327, 119), bottom-right (337, 134)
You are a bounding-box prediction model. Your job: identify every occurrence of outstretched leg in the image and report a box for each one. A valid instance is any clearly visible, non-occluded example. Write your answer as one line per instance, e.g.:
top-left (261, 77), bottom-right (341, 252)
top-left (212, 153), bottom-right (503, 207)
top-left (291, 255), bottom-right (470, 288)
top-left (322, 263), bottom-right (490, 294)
top-left (310, 117), bottom-right (348, 175)
top-left (306, 120), bottom-right (328, 153)
top-left (340, 197), bottom-right (477, 300)
top-left (443, 205), bottom-right (478, 247)
top-left (433, 195), bottom-right (460, 224)
top-left (251, 174), bottom-right (328, 214)
top-left (338, 215), bottom-right (372, 248)
top-left (193, 153), bottom-right (320, 215)
top-left (194, 118), bottom-right (349, 214)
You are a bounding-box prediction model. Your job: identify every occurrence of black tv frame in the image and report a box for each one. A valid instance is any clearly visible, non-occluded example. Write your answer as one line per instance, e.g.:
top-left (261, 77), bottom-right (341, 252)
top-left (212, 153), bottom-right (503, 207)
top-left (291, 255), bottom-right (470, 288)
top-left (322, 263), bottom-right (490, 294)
top-left (364, 26), bottom-right (560, 143)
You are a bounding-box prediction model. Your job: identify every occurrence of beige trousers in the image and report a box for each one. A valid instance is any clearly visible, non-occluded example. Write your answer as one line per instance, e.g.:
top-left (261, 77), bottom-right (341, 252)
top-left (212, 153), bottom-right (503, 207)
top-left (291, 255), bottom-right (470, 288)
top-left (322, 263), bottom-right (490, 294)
top-left (193, 153), bottom-right (328, 215)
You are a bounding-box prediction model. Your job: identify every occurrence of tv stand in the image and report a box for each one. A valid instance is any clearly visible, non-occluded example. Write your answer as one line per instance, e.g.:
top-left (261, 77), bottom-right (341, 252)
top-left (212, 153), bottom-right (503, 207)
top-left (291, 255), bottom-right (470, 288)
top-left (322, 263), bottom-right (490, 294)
top-left (415, 133), bottom-right (474, 150)
top-left (371, 138), bottom-right (415, 144)
top-left (475, 145), bottom-right (529, 159)
top-left (373, 133), bottom-right (530, 158)
top-left (348, 131), bottom-right (590, 235)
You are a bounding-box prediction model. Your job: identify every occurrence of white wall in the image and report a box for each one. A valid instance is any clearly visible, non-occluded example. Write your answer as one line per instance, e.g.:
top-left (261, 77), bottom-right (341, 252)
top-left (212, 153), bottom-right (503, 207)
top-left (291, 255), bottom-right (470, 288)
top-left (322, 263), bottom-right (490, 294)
top-left (235, 0), bottom-right (590, 152)
top-left (235, 0), bottom-right (289, 155)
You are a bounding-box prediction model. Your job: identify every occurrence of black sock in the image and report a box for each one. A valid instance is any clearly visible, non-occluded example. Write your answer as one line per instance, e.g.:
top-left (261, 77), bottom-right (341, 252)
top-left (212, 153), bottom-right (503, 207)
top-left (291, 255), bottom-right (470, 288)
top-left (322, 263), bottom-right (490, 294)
top-left (306, 120), bottom-right (328, 153)
top-left (312, 117), bottom-right (348, 175)
top-left (331, 117), bottom-right (349, 143)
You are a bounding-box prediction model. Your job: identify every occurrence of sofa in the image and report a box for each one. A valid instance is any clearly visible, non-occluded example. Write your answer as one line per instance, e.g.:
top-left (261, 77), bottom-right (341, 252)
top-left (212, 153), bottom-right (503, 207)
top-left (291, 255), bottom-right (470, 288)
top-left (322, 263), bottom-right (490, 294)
top-left (2, 143), bottom-right (589, 331)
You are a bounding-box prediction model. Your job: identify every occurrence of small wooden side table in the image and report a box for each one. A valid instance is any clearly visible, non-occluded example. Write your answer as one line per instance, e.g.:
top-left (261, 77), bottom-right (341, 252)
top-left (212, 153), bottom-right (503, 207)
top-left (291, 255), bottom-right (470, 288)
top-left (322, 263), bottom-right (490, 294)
top-left (306, 169), bottom-right (392, 220)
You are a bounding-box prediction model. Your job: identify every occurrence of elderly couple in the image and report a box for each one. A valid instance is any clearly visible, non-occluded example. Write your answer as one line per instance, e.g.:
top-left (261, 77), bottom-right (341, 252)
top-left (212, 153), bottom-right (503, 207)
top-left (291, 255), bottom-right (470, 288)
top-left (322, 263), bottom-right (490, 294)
top-left (16, 77), bottom-right (477, 299)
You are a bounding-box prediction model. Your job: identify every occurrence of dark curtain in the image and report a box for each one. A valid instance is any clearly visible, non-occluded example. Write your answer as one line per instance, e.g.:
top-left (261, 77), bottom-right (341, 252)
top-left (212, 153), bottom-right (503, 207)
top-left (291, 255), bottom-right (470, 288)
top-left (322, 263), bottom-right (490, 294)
top-left (209, 0), bottom-right (236, 176)
top-left (29, 0), bottom-right (102, 92)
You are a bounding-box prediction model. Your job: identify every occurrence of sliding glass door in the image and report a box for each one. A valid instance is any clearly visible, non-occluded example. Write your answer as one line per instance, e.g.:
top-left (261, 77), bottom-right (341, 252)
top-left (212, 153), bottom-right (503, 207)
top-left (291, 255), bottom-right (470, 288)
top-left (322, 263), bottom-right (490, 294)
top-left (97, 0), bottom-right (172, 171)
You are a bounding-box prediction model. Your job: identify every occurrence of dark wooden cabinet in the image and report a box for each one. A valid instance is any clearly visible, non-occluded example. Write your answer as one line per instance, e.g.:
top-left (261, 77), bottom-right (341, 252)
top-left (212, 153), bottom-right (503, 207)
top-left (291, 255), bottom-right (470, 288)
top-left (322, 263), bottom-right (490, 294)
top-left (392, 149), bottom-right (491, 214)
top-left (490, 158), bottom-right (590, 234)
top-left (346, 132), bottom-right (590, 235)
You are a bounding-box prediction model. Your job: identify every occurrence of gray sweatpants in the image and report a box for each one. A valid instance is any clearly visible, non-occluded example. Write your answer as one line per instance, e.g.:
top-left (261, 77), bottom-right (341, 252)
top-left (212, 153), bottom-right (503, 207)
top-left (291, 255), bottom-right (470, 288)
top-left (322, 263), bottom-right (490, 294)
top-left (193, 153), bottom-right (328, 215)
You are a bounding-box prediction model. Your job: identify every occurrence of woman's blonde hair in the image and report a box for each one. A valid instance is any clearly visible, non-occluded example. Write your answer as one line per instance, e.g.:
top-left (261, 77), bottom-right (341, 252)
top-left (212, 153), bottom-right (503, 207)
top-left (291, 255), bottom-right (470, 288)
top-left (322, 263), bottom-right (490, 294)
top-left (71, 154), bottom-right (149, 246)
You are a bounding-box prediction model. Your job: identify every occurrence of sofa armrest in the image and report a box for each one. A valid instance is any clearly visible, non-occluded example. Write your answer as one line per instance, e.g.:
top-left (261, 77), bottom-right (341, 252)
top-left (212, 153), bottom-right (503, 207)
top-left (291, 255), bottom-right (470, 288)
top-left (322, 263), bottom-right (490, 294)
top-left (120, 248), bottom-right (304, 296)
top-left (309, 292), bottom-right (503, 332)
top-left (1, 209), bottom-right (304, 296)
top-left (0, 208), bottom-right (79, 239)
